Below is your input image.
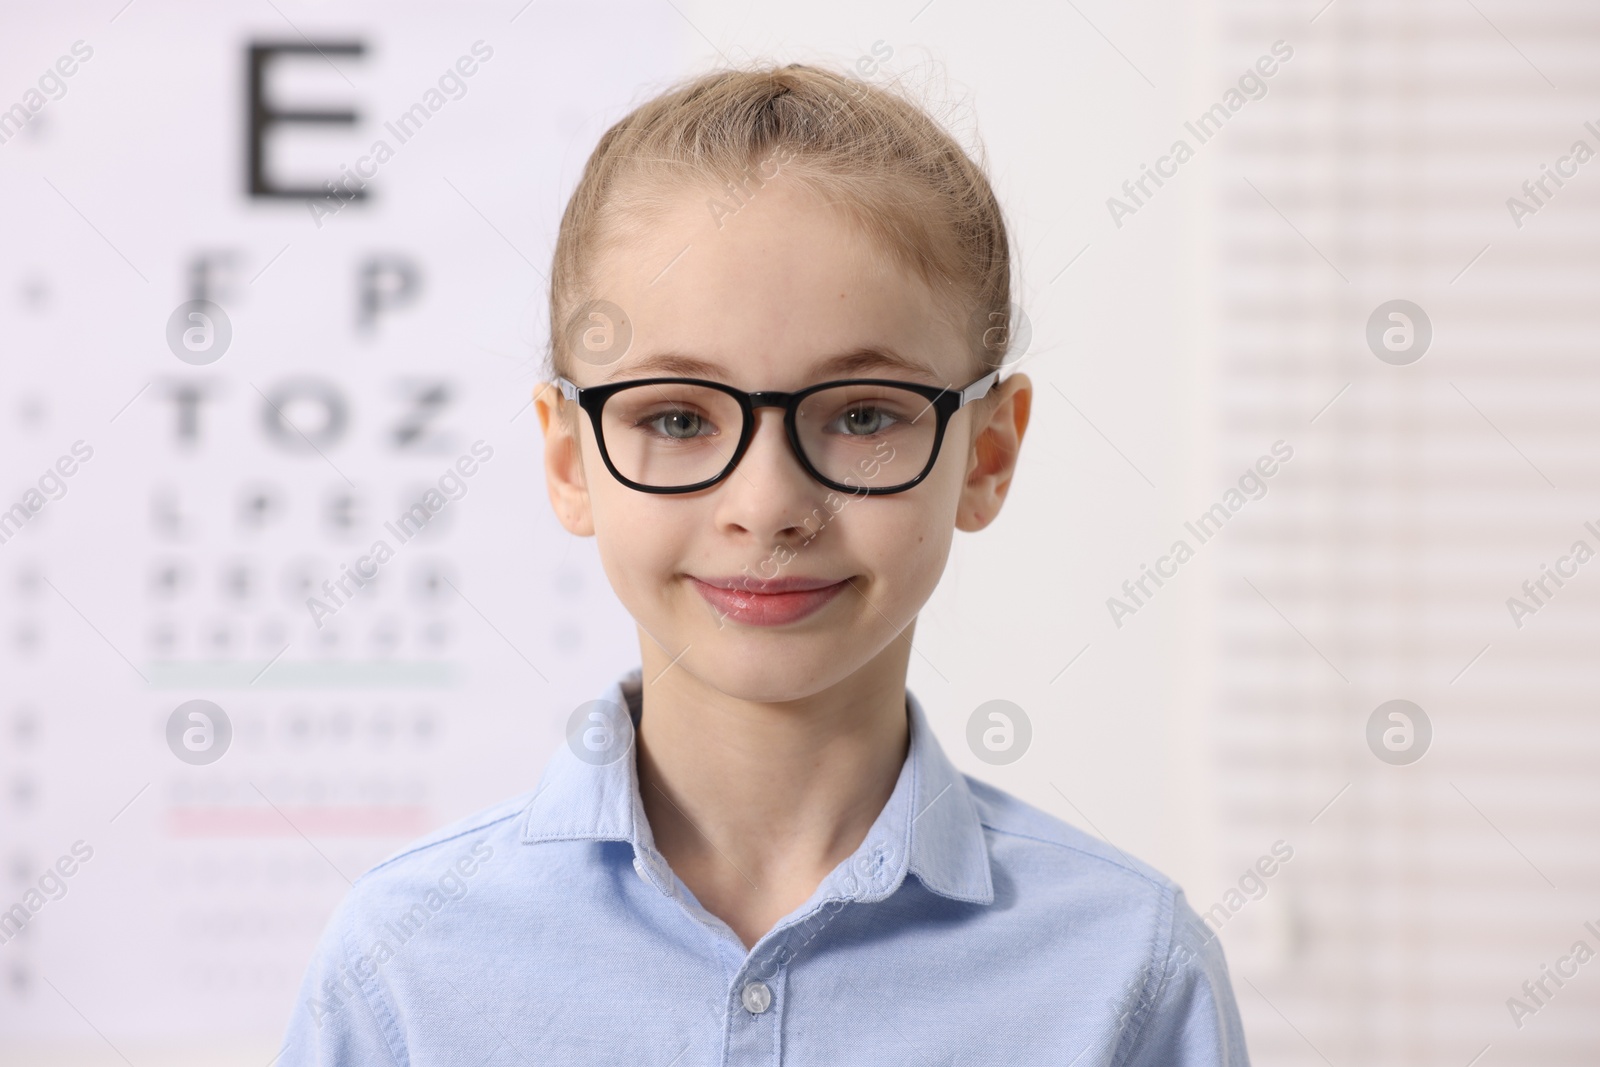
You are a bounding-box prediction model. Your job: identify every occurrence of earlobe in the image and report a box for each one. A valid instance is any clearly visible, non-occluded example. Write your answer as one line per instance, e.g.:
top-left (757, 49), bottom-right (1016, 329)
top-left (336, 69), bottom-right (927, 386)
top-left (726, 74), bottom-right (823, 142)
top-left (955, 372), bottom-right (1031, 533)
top-left (534, 382), bottom-right (596, 537)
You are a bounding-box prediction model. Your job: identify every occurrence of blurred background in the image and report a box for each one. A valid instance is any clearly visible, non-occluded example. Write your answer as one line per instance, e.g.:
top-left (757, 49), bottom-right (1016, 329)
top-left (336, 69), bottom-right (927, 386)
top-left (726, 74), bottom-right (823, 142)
top-left (2, 0), bottom-right (1597, 1063)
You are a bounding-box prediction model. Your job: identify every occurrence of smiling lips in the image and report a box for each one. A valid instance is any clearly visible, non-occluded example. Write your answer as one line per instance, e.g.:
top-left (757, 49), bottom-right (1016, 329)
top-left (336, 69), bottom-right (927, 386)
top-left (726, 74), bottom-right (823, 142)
top-left (689, 574), bottom-right (851, 626)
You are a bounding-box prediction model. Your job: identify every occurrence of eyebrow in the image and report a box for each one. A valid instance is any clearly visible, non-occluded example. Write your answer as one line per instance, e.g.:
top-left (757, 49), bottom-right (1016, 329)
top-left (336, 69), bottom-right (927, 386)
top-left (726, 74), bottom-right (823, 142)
top-left (604, 346), bottom-right (946, 384)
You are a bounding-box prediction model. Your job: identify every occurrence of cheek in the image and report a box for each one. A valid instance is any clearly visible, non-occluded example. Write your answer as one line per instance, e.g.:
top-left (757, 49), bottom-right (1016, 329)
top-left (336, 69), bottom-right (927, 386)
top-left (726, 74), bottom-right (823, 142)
top-left (580, 437), bottom-right (682, 590)
top-left (898, 449), bottom-right (968, 583)
top-left (845, 428), bottom-right (968, 574)
top-left (845, 496), bottom-right (955, 599)
top-left (590, 485), bottom-right (692, 593)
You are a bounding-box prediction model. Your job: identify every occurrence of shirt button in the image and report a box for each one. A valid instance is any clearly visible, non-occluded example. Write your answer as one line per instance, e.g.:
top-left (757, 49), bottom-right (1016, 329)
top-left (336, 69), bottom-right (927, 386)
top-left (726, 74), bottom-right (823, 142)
top-left (633, 855), bottom-right (650, 883)
top-left (740, 980), bottom-right (772, 1015)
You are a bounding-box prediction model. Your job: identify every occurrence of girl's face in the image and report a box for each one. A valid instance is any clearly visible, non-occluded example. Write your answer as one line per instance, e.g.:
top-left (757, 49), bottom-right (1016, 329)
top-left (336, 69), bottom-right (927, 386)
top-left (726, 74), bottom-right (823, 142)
top-left (536, 180), bottom-right (1029, 704)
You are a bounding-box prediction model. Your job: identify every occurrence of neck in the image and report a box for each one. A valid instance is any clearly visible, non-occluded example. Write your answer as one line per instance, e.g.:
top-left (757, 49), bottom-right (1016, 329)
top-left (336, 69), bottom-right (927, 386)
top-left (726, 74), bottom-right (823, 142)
top-left (633, 631), bottom-right (912, 948)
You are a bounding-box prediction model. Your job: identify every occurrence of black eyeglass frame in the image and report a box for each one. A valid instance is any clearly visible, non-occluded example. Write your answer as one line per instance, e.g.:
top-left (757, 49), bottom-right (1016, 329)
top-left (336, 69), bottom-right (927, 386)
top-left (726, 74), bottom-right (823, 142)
top-left (553, 369), bottom-right (1002, 496)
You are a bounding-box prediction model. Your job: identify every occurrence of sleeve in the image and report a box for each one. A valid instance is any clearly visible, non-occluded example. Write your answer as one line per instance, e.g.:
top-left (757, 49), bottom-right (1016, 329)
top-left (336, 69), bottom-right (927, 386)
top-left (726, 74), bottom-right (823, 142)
top-left (276, 890), bottom-right (407, 1067)
top-left (1113, 889), bottom-right (1251, 1067)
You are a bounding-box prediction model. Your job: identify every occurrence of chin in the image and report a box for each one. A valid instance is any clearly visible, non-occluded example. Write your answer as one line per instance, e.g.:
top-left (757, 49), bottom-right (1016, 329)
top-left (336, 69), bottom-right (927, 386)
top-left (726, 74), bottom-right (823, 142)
top-left (686, 636), bottom-right (865, 704)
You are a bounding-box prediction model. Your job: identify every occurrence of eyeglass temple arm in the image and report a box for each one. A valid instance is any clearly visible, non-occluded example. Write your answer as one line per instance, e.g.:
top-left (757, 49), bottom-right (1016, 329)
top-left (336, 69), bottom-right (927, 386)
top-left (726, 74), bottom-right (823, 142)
top-left (957, 369), bottom-right (1002, 408)
top-left (555, 377), bottom-right (580, 401)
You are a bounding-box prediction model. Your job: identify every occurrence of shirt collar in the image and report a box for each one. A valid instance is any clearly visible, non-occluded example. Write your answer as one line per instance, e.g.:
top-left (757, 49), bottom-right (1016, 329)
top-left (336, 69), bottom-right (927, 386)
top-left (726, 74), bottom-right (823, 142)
top-left (521, 665), bottom-right (994, 906)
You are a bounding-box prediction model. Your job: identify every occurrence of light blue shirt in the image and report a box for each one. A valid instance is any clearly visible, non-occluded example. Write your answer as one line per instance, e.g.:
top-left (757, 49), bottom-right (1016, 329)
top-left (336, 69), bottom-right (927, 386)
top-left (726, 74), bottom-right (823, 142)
top-left (280, 666), bottom-right (1249, 1065)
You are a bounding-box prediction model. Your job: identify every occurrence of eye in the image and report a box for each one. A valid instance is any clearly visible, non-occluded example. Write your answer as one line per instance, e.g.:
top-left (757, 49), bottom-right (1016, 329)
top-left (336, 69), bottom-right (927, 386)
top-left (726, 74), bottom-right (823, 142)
top-left (829, 404), bottom-right (899, 436)
top-left (639, 408), bottom-right (715, 440)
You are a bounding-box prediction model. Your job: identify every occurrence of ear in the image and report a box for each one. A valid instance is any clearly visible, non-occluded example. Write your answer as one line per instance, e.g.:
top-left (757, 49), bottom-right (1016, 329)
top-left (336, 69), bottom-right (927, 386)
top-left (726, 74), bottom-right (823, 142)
top-left (534, 381), bottom-right (596, 537)
top-left (956, 371), bottom-right (1031, 532)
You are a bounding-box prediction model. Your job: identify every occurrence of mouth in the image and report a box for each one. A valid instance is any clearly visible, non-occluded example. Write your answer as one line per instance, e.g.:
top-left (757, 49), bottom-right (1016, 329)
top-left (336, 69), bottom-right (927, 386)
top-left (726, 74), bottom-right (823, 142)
top-left (688, 574), bottom-right (852, 627)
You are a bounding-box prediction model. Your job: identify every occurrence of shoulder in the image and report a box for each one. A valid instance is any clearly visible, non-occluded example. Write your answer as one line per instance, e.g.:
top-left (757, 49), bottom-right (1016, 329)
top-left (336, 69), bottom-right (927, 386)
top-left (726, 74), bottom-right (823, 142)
top-left (341, 788), bottom-right (538, 906)
top-left (963, 773), bottom-right (1175, 896)
top-left (960, 775), bottom-right (1249, 1065)
top-left (278, 790), bottom-right (543, 1059)
top-left (960, 775), bottom-right (1192, 997)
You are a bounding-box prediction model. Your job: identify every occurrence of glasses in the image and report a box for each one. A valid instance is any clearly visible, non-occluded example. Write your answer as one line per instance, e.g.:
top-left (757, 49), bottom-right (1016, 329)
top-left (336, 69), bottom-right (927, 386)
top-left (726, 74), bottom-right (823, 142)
top-left (553, 370), bottom-right (1001, 495)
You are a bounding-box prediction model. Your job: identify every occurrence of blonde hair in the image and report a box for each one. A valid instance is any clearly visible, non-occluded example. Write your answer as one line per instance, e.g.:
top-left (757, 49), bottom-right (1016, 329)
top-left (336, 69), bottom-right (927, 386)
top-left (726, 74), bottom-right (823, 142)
top-left (546, 61), bottom-right (1015, 384)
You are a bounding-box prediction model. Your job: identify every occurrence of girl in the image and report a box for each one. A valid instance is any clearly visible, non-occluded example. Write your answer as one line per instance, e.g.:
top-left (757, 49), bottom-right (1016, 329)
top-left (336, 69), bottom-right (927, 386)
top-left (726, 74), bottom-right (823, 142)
top-left (282, 62), bottom-right (1247, 1066)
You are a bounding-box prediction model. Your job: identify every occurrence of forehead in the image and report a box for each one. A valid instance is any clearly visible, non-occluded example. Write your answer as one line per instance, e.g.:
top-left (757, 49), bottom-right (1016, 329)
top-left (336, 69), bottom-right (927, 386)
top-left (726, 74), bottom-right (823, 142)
top-left (579, 181), bottom-right (969, 389)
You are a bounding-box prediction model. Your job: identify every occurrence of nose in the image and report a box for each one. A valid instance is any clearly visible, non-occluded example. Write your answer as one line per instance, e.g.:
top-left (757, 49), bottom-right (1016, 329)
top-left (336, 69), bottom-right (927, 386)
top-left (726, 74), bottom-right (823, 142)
top-left (710, 407), bottom-right (827, 540)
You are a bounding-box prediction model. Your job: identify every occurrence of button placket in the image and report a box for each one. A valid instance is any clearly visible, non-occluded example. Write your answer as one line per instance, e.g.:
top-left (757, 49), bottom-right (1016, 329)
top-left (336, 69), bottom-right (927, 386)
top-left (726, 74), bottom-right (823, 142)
top-left (724, 940), bottom-right (790, 1065)
top-left (720, 837), bottom-right (901, 1064)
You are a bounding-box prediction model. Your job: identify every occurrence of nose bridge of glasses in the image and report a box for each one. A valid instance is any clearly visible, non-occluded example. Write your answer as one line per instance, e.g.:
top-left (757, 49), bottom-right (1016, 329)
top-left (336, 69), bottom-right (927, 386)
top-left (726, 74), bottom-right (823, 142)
top-left (742, 396), bottom-right (799, 460)
top-left (727, 393), bottom-right (819, 490)
top-left (740, 391), bottom-right (799, 455)
top-left (746, 390), bottom-right (795, 411)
